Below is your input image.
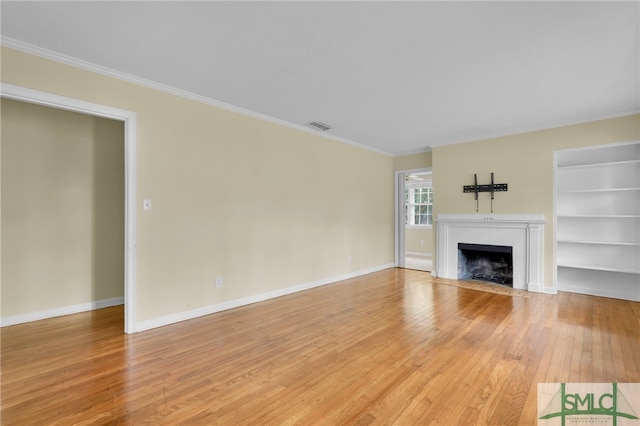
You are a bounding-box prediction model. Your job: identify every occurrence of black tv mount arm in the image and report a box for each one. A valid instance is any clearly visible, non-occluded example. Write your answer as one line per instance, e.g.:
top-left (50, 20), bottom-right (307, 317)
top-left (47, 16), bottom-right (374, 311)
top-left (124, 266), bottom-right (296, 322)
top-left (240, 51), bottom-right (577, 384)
top-left (463, 173), bottom-right (508, 212)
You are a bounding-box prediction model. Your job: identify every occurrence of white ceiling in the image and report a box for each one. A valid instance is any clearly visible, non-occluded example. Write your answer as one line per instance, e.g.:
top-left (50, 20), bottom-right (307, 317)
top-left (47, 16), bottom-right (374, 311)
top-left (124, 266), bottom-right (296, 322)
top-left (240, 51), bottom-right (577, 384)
top-left (1, 1), bottom-right (638, 155)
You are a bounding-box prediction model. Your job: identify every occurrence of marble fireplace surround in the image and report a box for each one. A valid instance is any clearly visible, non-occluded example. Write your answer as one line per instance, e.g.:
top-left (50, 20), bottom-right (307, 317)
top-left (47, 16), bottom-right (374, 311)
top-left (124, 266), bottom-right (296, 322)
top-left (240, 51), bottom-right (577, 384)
top-left (436, 214), bottom-right (545, 292)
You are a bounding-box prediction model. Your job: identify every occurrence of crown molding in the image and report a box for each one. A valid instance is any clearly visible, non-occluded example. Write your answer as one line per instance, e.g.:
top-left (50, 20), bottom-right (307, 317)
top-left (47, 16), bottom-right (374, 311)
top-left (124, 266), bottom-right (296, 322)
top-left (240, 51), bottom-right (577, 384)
top-left (1, 37), bottom-right (393, 156)
top-left (392, 146), bottom-right (433, 157)
top-left (426, 109), bottom-right (640, 149)
top-left (4, 36), bottom-right (635, 155)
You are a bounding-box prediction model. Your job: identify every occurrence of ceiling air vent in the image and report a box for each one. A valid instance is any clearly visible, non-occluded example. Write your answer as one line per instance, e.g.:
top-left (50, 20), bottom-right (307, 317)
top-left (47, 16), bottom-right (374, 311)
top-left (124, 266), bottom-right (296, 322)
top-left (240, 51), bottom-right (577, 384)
top-left (306, 121), bottom-right (332, 132)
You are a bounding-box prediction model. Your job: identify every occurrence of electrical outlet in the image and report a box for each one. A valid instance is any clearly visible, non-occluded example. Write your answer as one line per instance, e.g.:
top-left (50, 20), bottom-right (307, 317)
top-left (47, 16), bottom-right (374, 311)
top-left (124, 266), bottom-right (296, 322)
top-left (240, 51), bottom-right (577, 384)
top-left (347, 255), bottom-right (352, 264)
top-left (215, 276), bottom-right (223, 288)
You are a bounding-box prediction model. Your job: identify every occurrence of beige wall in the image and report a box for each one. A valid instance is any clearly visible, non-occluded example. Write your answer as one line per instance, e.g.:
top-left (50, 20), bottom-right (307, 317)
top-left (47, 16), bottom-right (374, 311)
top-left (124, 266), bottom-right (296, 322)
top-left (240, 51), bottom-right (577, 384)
top-left (393, 151), bottom-right (432, 171)
top-left (405, 228), bottom-right (432, 255)
top-left (1, 47), bottom-right (395, 324)
top-left (432, 114), bottom-right (640, 290)
top-left (1, 98), bottom-right (125, 317)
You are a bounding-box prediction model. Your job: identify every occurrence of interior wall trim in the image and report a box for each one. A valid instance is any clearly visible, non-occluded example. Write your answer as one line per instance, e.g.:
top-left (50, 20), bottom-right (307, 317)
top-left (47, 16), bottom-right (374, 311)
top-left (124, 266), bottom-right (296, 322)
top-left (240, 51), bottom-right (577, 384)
top-left (0, 37), bottom-right (391, 156)
top-left (135, 263), bottom-right (396, 333)
top-left (1, 297), bottom-right (124, 327)
top-left (2, 39), bottom-right (639, 155)
top-left (405, 251), bottom-right (432, 257)
top-left (1, 82), bottom-right (138, 334)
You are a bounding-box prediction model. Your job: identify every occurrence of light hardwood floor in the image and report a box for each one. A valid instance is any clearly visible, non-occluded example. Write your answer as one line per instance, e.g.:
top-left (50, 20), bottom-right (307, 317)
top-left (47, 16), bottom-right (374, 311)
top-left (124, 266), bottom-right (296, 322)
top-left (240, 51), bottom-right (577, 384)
top-left (2, 268), bottom-right (639, 425)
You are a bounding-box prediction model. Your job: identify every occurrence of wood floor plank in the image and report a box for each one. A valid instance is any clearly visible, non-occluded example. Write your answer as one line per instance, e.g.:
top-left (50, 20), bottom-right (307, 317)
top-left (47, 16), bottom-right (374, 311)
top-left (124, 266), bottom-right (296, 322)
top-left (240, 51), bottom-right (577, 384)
top-left (2, 268), bottom-right (639, 425)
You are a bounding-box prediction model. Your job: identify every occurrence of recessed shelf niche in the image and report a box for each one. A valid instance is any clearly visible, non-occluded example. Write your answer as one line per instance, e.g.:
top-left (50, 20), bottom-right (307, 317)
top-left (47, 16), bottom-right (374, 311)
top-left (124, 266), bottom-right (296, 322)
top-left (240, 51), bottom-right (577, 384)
top-left (555, 141), bottom-right (640, 301)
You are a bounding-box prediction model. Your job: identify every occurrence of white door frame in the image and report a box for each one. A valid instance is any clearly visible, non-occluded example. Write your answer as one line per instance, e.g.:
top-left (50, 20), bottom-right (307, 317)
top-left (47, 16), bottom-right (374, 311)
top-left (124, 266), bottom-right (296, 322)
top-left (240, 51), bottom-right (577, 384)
top-left (1, 83), bottom-right (137, 334)
top-left (394, 167), bottom-right (432, 268)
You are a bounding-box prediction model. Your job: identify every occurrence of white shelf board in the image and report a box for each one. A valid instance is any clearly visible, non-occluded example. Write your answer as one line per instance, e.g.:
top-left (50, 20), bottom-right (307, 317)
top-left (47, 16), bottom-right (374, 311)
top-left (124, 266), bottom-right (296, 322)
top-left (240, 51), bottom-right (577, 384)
top-left (557, 214), bottom-right (640, 219)
top-left (557, 240), bottom-right (640, 246)
top-left (557, 264), bottom-right (640, 274)
top-left (557, 159), bottom-right (640, 170)
top-left (558, 187), bottom-right (640, 194)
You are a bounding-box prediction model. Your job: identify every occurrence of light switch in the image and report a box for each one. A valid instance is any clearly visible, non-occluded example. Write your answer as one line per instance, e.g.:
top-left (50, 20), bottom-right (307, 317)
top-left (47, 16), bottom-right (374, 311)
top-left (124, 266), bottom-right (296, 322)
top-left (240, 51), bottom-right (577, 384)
top-left (143, 199), bottom-right (152, 211)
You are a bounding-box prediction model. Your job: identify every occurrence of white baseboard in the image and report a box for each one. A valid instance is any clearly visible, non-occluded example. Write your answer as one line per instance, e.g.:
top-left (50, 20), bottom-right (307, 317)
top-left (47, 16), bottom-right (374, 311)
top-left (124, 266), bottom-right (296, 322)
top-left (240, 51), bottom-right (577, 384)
top-left (405, 251), bottom-right (432, 257)
top-left (526, 282), bottom-right (557, 295)
top-left (1, 296), bottom-right (124, 327)
top-left (135, 263), bottom-right (395, 332)
top-left (542, 287), bottom-right (558, 295)
top-left (527, 283), bottom-right (541, 293)
top-left (558, 284), bottom-right (638, 301)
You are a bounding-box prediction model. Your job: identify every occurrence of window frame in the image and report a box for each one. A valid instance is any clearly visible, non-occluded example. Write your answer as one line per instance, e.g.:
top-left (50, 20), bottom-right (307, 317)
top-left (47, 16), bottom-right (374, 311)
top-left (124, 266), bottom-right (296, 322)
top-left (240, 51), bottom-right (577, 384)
top-left (405, 180), bottom-right (433, 228)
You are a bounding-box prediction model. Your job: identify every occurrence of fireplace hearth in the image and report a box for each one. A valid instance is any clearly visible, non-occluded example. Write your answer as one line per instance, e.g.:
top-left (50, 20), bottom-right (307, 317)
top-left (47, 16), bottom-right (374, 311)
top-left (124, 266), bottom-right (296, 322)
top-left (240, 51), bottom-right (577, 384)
top-left (458, 243), bottom-right (513, 286)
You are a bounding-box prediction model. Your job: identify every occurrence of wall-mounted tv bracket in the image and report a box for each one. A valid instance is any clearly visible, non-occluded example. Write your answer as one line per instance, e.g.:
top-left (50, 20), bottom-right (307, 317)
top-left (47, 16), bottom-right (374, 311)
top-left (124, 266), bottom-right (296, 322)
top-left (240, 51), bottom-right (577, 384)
top-left (463, 173), bottom-right (508, 212)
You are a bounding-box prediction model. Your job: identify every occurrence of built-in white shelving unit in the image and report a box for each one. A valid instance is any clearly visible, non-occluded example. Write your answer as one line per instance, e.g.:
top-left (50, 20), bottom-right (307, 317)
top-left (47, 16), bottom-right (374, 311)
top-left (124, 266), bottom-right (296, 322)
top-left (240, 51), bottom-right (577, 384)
top-left (555, 141), bottom-right (640, 301)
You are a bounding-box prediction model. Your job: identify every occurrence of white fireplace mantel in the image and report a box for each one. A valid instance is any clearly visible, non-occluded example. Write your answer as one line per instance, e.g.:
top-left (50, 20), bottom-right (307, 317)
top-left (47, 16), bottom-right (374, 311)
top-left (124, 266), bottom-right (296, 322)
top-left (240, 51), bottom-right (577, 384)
top-left (435, 214), bottom-right (545, 292)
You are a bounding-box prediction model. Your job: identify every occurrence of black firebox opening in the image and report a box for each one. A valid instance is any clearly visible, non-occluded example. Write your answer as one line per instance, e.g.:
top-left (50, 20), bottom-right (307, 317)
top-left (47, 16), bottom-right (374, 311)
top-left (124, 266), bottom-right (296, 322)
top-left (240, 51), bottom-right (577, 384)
top-left (457, 243), bottom-right (513, 286)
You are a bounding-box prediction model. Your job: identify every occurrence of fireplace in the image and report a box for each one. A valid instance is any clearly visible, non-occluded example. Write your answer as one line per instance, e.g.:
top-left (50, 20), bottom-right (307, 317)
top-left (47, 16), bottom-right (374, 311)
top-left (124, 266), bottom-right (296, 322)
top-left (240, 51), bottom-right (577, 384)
top-left (436, 214), bottom-right (545, 292)
top-left (458, 243), bottom-right (513, 286)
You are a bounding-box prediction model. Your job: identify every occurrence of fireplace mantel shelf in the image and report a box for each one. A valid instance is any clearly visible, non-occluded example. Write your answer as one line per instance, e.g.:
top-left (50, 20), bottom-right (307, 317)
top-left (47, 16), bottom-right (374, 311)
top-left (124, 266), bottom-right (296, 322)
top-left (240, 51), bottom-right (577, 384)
top-left (436, 214), bottom-right (545, 224)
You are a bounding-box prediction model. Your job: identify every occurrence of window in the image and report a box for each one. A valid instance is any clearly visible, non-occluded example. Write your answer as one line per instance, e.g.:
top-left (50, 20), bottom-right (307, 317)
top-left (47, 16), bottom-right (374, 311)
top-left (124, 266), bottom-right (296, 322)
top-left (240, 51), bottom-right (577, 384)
top-left (405, 181), bottom-right (433, 226)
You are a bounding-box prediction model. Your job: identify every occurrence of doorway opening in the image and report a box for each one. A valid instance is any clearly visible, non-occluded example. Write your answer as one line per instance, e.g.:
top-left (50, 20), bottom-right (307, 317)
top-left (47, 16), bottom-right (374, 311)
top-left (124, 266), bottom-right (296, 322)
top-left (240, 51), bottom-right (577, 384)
top-left (395, 168), bottom-right (432, 272)
top-left (1, 83), bottom-right (137, 333)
